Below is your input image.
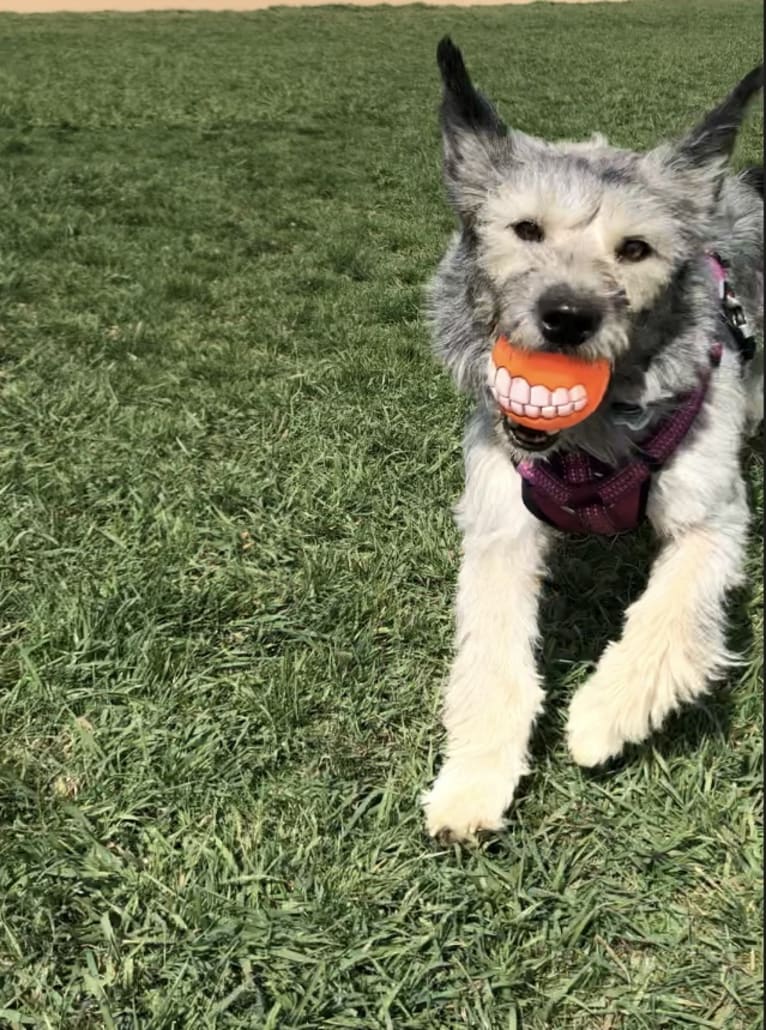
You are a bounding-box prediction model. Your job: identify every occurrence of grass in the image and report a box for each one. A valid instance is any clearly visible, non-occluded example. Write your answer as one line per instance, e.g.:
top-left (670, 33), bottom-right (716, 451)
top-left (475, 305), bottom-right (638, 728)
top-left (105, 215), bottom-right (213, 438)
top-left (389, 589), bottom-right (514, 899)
top-left (0, 0), bottom-right (762, 1026)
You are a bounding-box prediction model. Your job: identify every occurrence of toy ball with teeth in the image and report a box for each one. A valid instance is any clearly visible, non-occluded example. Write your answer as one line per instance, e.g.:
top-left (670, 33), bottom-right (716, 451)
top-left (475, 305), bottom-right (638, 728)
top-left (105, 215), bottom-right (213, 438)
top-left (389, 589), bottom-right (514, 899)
top-left (489, 335), bottom-right (611, 432)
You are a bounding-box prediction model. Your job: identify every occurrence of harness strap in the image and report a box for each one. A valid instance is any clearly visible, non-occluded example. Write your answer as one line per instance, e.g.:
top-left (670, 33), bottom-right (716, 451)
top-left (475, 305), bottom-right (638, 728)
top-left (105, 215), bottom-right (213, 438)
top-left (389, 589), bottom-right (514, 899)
top-left (518, 347), bottom-right (719, 535)
top-left (639, 371), bottom-right (712, 468)
top-left (520, 453), bottom-right (652, 535)
top-left (707, 252), bottom-right (757, 364)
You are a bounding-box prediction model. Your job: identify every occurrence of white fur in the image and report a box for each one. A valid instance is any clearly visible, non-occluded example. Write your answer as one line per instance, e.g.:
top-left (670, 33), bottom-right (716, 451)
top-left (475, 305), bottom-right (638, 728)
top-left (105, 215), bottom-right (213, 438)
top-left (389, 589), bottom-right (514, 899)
top-left (567, 350), bottom-right (750, 765)
top-left (745, 347), bottom-right (764, 429)
top-left (427, 46), bottom-right (762, 841)
top-left (422, 415), bottom-right (550, 839)
top-left (424, 351), bottom-right (760, 840)
top-left (477, 151), bottom-right (685, 340)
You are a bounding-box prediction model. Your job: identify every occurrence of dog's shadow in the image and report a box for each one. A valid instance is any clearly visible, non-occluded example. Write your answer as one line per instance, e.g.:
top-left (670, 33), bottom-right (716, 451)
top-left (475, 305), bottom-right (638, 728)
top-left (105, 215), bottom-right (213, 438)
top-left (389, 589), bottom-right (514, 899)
top-left (529, 446), bottom-right (760, 767)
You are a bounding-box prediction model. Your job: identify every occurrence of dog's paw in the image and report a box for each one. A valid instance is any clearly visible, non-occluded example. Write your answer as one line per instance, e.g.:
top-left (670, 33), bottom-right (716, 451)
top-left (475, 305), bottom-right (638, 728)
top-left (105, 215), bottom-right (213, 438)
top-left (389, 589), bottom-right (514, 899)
top-left (566, 680), bottom-right (628, 768)
top-left (566, 653), bottom-right (657, 767)
top-left (422, 754), bottom-right (523, 842)
top-left (566, 635), bottom-right (710, 767)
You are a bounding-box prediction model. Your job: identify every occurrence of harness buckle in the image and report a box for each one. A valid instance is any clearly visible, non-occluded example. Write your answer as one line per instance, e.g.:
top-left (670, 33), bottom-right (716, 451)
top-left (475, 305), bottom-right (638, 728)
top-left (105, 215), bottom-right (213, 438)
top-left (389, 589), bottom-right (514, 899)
top-left (715, 259), bottom-right (757, 364)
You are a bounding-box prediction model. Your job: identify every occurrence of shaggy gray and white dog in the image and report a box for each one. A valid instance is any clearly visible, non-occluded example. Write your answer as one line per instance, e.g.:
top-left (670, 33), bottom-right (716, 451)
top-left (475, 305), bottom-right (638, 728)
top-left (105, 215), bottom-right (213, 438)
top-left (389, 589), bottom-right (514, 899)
top-left (423, 38), bottom-right (763, 841)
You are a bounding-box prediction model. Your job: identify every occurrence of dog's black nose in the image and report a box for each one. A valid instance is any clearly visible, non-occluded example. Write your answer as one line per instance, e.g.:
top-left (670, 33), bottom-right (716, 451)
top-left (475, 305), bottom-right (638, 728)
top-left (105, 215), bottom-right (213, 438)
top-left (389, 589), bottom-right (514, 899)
top-left (537, 288), bottom-right (603, 347)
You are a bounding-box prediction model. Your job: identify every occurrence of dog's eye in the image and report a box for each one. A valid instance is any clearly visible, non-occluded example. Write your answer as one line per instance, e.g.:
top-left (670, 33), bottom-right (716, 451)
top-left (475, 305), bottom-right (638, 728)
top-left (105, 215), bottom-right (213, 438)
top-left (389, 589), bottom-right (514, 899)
top-left (512, 220), bottom-right (544, 243)
top-left (617, 238), bottom-right (652, 262)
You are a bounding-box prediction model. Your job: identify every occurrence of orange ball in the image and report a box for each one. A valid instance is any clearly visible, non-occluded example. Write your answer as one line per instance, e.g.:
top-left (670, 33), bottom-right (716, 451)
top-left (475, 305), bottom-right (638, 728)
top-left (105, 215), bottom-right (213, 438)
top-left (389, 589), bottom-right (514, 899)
top-left (490, 336), bottom-right (611, 432)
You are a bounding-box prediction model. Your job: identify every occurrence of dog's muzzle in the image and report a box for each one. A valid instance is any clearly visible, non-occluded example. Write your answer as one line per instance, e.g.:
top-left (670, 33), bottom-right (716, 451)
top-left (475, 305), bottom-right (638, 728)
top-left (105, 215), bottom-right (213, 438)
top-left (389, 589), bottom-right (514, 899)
top-left (502, 419), bottom-right (559, 452)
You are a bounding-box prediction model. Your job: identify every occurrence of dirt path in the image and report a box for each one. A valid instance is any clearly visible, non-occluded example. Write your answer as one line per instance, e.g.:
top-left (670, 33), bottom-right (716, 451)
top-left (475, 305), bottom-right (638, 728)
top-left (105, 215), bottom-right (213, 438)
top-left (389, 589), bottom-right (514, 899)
top-left (1, 0), bottom-right (628, 12)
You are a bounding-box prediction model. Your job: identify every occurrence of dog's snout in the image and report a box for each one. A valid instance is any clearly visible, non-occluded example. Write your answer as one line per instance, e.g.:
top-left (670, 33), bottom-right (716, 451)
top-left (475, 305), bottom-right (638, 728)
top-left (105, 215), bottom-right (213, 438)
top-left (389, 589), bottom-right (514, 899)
top-left (537, 288), bottom-right (603, 348)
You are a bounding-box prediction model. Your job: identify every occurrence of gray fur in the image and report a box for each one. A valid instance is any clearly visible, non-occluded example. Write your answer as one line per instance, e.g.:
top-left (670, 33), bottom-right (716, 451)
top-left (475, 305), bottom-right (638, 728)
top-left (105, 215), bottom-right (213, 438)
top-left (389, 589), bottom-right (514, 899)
top-left (427, 40), bottom-right (763, 464)
top-left (422, 41), bottom-right (764, 841)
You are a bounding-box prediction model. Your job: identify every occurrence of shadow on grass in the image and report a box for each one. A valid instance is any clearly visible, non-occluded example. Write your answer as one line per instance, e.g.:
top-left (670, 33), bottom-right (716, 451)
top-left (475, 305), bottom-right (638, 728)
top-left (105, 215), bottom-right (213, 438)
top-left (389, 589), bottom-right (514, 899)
top-left (426, 436), bottom-right (761, 852)
top-left (528, 457), bottom-right (760, 766)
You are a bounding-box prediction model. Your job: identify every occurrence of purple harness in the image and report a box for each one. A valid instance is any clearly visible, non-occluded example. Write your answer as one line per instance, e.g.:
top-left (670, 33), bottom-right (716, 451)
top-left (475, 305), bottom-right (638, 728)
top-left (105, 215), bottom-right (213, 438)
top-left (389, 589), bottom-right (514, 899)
top-left (516, 254), bottom-right (746, 536)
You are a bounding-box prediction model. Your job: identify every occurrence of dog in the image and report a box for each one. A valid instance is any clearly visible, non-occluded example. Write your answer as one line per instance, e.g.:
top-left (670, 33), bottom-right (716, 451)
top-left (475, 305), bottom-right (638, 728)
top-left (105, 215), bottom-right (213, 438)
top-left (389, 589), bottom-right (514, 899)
top-left (423, 38), bottom-right (763, 842)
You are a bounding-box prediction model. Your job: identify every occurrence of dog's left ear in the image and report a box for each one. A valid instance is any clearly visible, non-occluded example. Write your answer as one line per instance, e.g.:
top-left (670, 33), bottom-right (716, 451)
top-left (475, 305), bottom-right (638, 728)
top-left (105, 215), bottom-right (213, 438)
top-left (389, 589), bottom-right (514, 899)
top-left (656, 65), bottom-right (763, 205)
top-left (680, 64), bottom-right (763, 166)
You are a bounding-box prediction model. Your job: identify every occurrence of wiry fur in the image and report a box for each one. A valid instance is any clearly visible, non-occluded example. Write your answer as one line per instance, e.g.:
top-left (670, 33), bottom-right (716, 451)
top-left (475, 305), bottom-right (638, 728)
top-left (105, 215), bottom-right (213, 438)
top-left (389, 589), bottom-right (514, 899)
top-left (423, 39), bottom-right (763, 841)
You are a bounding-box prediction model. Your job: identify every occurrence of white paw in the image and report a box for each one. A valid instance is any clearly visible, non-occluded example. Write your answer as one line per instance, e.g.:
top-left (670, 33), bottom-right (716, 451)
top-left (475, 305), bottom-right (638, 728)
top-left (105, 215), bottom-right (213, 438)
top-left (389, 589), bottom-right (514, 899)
top-left (565, 641), bottom-right (654, 767)
top-left (566, 633), bottom-right (711, 768)
top-left (422, 753), bottom-right (525, 842)
top-left (566, 679), bottom-right (630, 768)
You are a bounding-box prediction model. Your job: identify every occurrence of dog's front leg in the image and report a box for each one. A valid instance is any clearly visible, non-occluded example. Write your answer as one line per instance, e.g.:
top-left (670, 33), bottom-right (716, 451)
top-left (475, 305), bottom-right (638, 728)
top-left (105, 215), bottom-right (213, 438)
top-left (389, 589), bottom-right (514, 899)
top-left (423, 424), bottom-right (550, 841)
top-left (567, 486), bottom-right (748, 768)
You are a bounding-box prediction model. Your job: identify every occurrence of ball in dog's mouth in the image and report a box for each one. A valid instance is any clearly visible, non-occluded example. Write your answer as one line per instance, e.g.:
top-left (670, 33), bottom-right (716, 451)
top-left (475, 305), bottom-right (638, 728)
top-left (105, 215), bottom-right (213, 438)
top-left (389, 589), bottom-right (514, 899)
top-left (489, 336), bottom-right (611, 443)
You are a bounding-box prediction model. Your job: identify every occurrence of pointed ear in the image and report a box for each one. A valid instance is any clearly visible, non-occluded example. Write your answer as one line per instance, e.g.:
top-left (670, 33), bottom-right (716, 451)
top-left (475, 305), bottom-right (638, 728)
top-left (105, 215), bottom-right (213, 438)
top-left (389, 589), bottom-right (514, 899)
top-left (655, 65), bottom-right (764, 208)
top-left (680, 64), bottom-right (763, 167)
top-left (436, 37), bottom-right (507, 221)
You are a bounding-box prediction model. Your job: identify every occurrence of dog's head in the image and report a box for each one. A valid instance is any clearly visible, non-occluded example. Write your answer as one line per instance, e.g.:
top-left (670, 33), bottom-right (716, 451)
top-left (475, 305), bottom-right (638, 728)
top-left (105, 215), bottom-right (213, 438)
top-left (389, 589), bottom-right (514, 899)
top-left (431, 38), bottom-right (762, 455)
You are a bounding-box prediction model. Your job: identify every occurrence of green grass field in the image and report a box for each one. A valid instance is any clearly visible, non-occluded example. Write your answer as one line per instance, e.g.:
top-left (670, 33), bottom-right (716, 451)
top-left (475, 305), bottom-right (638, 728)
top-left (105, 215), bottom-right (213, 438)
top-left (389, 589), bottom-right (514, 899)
top-left (0, 0), bottom-right (762, 1026)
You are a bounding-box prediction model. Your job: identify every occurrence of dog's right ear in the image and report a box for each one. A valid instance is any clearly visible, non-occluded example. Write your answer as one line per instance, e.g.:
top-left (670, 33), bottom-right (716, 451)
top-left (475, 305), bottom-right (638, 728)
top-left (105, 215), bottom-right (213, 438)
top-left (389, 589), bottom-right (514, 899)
top-left (437, 37), bottom-right (506, 221)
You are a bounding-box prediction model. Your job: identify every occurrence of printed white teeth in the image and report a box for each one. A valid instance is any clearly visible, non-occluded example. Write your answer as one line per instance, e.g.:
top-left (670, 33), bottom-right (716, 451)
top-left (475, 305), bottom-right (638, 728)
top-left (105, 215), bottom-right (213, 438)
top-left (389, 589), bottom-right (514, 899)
top-left (510, 378), bottom-right (530, 404)
top-left (496, 367), bottom-right (512, 401)
top-left (488, 361), bottom-right (590, 421)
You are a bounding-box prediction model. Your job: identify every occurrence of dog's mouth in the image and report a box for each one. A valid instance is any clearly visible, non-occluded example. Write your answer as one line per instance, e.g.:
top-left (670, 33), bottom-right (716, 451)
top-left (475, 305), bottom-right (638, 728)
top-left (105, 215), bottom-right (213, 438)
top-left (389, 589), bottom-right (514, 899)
top-left (503, 417), bottom-right (559, 452)
top-left (488, 339), bottom-right (611, 440)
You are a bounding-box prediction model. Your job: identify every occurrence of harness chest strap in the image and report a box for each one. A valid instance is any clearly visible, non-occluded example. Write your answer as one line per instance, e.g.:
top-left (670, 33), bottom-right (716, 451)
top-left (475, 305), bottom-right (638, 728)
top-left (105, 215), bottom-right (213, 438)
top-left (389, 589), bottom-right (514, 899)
top-left (516, 351), bottom-right (718, 536)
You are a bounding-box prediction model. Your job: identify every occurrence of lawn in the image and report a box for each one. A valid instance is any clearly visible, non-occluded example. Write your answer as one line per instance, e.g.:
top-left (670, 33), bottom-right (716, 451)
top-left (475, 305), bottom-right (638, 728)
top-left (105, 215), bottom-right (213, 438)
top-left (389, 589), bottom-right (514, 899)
top-left (0, 0), bottom-right (762, 1026)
